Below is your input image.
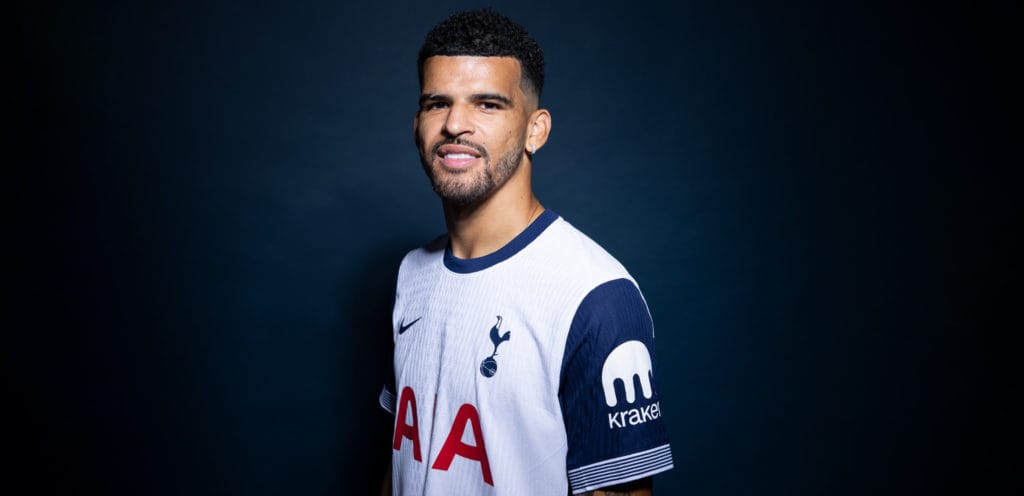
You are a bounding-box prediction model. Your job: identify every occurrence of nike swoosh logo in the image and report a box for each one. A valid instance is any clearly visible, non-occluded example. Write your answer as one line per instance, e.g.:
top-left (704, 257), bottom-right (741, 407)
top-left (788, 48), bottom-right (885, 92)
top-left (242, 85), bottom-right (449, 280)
top-left (398, 317), bottom-right (422, 334)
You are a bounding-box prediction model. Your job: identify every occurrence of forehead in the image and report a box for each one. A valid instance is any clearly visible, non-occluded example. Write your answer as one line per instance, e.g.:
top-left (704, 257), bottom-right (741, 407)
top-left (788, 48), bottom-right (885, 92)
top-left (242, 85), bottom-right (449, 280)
top-left (421, 56), bottom-right (523, 95)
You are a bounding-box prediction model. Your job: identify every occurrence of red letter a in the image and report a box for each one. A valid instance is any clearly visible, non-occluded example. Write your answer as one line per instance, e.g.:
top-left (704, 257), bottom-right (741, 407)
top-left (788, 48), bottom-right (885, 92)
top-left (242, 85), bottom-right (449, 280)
top-left (392, 386), bottom-right (422, 461)
top-left (431, 404), bottom-right (493, 486)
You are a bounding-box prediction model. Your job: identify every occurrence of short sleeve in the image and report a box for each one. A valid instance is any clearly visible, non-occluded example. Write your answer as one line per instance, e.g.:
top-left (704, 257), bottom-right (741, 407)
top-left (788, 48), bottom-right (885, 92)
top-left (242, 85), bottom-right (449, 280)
top-left (379, 386), bottom-right (396, 415)
top-left (380, 269), bottom-right (401, 415)
top-left (558, 278), bottom-right (673, 493)
top-left (379, 346), bottom-right (397, 415)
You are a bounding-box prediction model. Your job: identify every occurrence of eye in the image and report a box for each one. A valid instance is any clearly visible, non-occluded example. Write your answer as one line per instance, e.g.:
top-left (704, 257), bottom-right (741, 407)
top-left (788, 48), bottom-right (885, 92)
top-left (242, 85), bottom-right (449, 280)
top-left (478, 101), bottom-right (502, 110)
top-left (422, 101), bottom-right (448, 111)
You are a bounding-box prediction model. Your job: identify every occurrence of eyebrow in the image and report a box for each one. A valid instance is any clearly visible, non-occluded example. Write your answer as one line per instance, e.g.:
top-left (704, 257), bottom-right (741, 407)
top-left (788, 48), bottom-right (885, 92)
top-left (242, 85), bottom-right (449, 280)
top-left (419, 93), bottom-right (514, 107)
top-left (470, 93), bottom-right (513, 107)
top-left (419, 94), bottom-right (448, 106)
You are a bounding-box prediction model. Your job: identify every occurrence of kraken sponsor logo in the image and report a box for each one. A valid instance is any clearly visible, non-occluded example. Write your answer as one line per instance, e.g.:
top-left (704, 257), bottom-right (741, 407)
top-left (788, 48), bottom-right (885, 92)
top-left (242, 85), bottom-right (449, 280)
top-left (600, 340), bottom-right (654, 407)
top-left (607, 401), bottom-right (661, 429)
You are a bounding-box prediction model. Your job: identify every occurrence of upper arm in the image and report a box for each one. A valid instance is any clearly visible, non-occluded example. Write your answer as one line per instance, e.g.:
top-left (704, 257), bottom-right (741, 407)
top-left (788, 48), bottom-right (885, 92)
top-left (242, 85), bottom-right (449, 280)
top-left (559, 279), bottom-right (672, 493)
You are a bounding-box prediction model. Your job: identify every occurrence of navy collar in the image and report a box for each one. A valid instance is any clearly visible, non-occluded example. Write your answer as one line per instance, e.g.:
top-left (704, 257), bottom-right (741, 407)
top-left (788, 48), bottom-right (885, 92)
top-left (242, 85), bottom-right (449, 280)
top-left (443, 209), bottom-right (559, 274)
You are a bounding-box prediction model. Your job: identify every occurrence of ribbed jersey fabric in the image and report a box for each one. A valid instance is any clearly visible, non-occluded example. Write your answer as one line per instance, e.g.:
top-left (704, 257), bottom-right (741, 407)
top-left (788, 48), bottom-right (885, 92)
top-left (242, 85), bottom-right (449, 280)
top-left (381, 210), bottom-right (672, 495)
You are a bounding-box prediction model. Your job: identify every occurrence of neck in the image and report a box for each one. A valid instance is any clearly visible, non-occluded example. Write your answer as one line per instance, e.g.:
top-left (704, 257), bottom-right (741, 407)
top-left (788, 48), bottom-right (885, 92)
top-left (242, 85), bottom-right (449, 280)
top-left (442, 163), bottom-right (544, 260)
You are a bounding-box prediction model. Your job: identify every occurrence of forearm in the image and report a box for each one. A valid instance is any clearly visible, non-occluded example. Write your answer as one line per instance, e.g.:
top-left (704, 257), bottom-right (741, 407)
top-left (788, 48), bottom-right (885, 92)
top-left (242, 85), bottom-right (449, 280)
top-left (576, 476), bottom-right (652, 496)
top-left (381, 461), bottom-right (391, 496)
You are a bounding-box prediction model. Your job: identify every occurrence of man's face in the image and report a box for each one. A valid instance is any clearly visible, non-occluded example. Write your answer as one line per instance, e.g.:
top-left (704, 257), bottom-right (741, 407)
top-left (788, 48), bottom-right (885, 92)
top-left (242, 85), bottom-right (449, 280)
top-left (415, 56), bottom-right (534, 205)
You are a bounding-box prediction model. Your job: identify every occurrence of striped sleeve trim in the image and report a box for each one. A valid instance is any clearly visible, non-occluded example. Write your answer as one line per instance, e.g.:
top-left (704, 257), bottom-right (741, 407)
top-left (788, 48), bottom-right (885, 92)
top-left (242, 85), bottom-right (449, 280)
top-left (379, 387), bottom-right (395, 414)
top-left (568, 444), bottom-right (673, 494)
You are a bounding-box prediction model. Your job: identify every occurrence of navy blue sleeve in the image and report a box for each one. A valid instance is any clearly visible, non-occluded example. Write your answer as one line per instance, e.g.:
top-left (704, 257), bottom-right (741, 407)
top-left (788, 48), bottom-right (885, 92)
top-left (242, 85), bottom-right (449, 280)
top-left (558, 278), bottom-right (672, 493)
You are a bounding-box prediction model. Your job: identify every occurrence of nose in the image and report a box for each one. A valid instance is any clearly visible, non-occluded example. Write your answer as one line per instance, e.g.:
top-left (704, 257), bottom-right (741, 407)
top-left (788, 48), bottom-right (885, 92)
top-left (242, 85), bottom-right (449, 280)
top-left (442, 102), bottom-right (474, 137)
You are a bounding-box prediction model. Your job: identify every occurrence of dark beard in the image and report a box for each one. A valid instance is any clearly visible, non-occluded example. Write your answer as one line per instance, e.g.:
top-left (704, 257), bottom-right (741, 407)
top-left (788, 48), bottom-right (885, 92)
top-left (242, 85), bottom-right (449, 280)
top-left (420, 139), bottom-right (525, 206)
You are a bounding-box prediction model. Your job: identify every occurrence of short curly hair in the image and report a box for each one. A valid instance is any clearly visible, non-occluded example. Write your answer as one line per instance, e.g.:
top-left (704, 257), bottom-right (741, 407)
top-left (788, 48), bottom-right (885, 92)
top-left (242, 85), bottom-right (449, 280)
top-left (418, 9), bottom-right (545, 100)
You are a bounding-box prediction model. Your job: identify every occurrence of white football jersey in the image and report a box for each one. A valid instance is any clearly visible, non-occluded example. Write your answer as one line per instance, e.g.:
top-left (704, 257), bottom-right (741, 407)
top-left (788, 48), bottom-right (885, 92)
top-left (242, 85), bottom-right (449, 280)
top-left (380, 210), bottom-right (672, 495)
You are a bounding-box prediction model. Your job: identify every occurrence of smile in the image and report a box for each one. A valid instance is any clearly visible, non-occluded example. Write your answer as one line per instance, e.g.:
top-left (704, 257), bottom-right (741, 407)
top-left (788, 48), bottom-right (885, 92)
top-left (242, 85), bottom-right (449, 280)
top-left (437, 144), bottom-right (484, 169)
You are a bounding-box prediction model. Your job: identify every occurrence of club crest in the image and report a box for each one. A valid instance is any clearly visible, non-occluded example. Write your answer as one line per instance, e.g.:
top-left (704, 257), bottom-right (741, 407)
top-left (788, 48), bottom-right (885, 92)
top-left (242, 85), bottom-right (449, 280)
top-left (479, 316), bottom-right (510, 378)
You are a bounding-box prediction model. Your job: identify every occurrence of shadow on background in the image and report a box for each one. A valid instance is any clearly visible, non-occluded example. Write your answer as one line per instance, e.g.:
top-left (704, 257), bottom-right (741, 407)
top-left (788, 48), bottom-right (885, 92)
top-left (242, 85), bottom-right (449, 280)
top-left (335, 243), bottom-right (408, 494)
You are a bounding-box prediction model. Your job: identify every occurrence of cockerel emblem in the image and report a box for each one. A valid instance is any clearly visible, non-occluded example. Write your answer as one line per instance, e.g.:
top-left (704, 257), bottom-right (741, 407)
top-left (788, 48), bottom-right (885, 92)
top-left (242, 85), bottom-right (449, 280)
top-left (479, 316), bottom-right (511, 378)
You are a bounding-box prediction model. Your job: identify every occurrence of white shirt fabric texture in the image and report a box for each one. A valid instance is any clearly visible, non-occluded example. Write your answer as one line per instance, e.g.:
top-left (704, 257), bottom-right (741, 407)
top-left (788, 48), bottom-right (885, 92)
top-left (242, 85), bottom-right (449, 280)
top-left (380, 210), bottom-right (672, 495)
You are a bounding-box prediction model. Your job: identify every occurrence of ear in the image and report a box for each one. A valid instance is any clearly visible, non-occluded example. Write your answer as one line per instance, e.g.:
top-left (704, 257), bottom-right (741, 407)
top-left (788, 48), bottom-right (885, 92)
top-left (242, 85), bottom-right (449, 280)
top-left (525, 108), bottom-right (552, 155)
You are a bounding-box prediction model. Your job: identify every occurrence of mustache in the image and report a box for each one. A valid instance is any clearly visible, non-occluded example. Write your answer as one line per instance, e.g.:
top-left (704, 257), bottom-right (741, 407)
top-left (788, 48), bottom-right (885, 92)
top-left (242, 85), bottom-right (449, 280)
top-left (429, 138), bottom-right (489, 160)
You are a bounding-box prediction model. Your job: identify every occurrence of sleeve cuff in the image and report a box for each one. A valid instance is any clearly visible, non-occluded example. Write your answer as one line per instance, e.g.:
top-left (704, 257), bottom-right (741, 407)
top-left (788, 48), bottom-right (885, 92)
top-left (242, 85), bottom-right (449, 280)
top-left (568, 444), bottom-right (673, 494)
top-left (379, 386), bottom-right (396, 414)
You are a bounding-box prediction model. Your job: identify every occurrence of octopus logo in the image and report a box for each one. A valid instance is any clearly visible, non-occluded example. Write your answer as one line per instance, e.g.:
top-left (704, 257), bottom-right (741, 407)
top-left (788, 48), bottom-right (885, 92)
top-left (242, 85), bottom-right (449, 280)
top-left (601, 340), bottom-right (654, 407)
top-left (479, 316), bottom-right (511, 378)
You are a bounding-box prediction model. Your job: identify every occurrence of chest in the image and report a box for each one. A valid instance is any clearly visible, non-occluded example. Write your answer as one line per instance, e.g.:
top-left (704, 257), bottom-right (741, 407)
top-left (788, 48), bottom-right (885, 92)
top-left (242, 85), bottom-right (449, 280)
top-left (393, 274), bottom-right (576, 411)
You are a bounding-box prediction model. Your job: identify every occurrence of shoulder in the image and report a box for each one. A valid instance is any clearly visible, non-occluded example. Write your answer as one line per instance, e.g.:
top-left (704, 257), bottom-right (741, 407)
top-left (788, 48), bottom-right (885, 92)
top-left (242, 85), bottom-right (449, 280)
top-left (397, 234), bottom-right (447, 276)
top-left (529, 216), bottom-right (635, 288)
top-left (571, 279), bottom-right (650, 333)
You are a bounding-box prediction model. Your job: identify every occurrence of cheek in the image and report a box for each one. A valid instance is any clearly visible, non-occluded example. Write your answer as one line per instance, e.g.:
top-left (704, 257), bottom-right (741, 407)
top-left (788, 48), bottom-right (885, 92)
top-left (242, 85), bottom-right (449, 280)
top-left (503, 125), bottom-right (526, 148)
top-left (418, 112), bottom-right (443, 129)
top-left (488, 122), bottom-right (524, 147)
top-left (415, 119), bottom-right (438, 147)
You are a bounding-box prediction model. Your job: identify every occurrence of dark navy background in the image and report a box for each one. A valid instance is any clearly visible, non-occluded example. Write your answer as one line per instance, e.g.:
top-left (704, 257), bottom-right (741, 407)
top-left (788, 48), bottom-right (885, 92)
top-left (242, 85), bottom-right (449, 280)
top-left (13, 0), bottom-right (1016, 494)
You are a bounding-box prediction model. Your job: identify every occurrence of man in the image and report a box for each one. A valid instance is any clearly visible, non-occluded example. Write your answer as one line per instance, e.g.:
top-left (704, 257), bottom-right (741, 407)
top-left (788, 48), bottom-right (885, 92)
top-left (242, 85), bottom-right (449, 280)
top-left (379, 10), bottom-right (672, 495)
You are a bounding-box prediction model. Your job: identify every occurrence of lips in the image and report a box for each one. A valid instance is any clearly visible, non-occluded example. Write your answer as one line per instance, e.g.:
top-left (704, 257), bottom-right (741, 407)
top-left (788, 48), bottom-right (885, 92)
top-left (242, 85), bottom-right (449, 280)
top-left (437, 143), bottom-right (484, 169)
